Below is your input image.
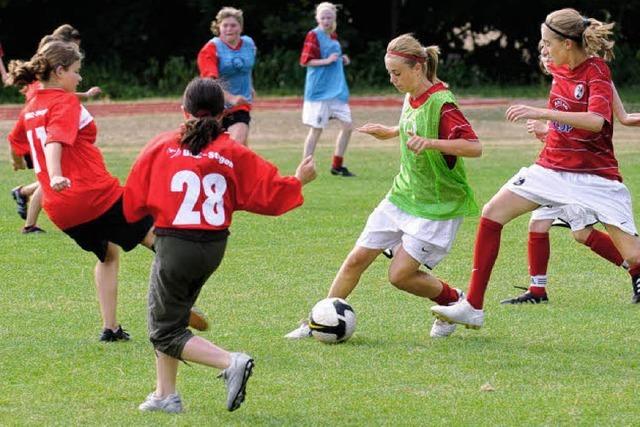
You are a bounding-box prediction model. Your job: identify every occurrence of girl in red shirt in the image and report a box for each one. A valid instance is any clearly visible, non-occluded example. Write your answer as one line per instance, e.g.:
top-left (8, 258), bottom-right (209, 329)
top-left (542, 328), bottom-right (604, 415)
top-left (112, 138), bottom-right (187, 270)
top-left (432, 8), bottom-right (640, 330)
top-left (125, 77), bottom-right (316, 413)
top-left (6, 40), bottom-right (153, 341)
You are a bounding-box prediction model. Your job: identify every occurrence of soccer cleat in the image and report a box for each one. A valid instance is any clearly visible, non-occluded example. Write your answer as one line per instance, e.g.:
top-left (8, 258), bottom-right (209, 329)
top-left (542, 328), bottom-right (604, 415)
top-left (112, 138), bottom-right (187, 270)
top-left (631, 276), bottom-right (640, 304)
top-left (138, 392), bottom-right (183, 413)
top-left (430, 289), bottom-right (465, 338)
top-left (11, 187), bottom-right (28, 220)
top-left (188, 307), bottom-right (209, 331)
top-left (22, 225), bottom-right (45, 234)
top-left (99, 325), bottom-right (131, 342)
top-left (218, 352), bottom-right (254, 412)
top-left (330, 166), bottom-right (355, 177)
top-left (284, 320), bottom-right (312, 339)
top-left (500, 286), bottom-right (549, 304)
top-left (431, 299), bottom-right (484, 329)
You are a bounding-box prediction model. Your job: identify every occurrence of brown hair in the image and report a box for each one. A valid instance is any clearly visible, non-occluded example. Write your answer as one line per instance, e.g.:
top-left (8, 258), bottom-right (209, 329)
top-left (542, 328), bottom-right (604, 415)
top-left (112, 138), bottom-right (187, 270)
top-left (387, 33), bottom-right (440, 83)
top-left (210, 7), bottom-right (244, 36)
top-left (6, 41), bottom-right (82, 87)
top-left (180, 78), bottom-right (225, 155)
top-left (52, 24), bottom-right (81, 42)
top-left (545, 8), bottom-right (615, 61)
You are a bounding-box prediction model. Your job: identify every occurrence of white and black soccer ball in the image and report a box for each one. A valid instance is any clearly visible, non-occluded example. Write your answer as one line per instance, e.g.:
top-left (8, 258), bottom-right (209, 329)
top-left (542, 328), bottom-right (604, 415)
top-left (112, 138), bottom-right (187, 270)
top-left (308, 298), bottom-right (356, 343)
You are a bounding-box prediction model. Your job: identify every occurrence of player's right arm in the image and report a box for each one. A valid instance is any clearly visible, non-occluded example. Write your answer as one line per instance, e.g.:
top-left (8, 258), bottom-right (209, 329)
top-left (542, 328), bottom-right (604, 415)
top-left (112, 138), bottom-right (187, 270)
top-left (356, 123), bottom-right (399, 140)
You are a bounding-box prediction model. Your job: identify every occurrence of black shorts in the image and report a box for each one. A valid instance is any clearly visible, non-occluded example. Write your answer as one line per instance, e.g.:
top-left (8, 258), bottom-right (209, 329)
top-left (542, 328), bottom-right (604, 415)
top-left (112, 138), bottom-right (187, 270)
top-left (222, 109), bottom-right (251, 130)
top-left (63, 196), bottom-right (154, 262)
top-left (24, 154), bottom-right (33, 169)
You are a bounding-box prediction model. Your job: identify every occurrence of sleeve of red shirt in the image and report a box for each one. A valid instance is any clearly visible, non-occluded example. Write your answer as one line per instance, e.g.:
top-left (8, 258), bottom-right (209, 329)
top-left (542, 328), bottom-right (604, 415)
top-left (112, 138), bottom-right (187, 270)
top-left (300, 31), bottom-right (320, 66)
top-left (7, 114), bottom-right (30, 156)
top-left (46, 95), bottom-right (80, 146)
top-left (123, 140), bottom-right (156, 223)
top-left (586, 62), bottom-right (613, 123)
top-left (197, 42), bottom-right (219, 79)
top-left (234, 147), bottom-right (304, 215)
top-left (438, 104), bottom-right (479, 141)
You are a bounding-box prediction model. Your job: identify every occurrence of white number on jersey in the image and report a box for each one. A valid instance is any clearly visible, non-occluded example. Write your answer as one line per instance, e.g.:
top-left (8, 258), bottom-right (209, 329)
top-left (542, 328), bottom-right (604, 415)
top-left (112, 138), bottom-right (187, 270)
top-left (25, 126), bottom-right (47, 173)
top-left (171, 170), bottom-right (227, 226)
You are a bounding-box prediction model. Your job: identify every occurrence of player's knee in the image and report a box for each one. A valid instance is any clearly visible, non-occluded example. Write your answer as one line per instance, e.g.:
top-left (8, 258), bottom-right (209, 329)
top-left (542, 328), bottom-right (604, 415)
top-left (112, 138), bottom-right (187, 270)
top-left (149, 328), bottom-right (192, 359)
top-left (572, 228), bottom-right (591, 244)
top-left (387, 265), bottom-right (410, 289)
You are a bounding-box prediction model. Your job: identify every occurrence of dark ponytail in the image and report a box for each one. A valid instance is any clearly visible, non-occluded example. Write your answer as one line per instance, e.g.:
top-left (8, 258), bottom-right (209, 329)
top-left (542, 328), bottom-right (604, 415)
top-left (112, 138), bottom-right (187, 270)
top-left (180, 78), bottom-right (225, 155)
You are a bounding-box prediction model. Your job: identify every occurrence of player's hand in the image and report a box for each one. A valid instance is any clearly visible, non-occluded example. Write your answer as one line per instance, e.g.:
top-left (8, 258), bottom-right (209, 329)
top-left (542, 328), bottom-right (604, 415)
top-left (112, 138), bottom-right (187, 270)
top-left (295, 155), bottom-right (317, 185)
top-left (406, 132), bottom-right (434, 155)
top-left (506, 105), bottom-right (543, 122)
top-left (50, 175), bottom-right (71, 192)
top-left (342, 55), bottom-right (350, 66)
top-left (526, 119), bottom-right (548, 141)
top-left (11, 155), bottom-right (26, 171)
top-left (85, 86), bottom-right (102, 98)
top-left (356, 123), bottom-right (398, 140)
top-left (327, 53), bottom-right (340, 64)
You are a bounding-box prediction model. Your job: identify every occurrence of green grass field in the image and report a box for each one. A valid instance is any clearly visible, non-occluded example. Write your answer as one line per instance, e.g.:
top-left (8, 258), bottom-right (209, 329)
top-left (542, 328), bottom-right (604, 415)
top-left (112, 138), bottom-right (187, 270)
top-left (1, 106), bottom-right (639, 425)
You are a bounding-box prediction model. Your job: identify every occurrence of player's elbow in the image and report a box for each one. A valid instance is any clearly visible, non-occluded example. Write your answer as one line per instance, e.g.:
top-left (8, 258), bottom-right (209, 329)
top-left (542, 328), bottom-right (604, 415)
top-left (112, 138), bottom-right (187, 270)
top-left (588, 115), bottom-right (605, 132)
top-left (466, 141), bottom-right (483, 158)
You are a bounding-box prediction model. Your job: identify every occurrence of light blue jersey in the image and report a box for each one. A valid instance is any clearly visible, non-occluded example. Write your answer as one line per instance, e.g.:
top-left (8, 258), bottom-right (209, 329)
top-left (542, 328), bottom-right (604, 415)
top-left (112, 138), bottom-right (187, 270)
top-left (212, 35), bottom-right (256, 107)
top-left (303, 28), bottom-right (349, 102)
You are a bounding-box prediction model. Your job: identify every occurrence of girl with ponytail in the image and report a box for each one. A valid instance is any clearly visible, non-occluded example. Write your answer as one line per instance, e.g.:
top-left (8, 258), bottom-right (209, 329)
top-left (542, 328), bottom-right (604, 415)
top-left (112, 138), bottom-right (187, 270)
top-left (124, 77), bottom-right (316, 413)
top-left (286, 33), bottom-right (482, 340)
top-left (432, 8), bottom-right (640, 330)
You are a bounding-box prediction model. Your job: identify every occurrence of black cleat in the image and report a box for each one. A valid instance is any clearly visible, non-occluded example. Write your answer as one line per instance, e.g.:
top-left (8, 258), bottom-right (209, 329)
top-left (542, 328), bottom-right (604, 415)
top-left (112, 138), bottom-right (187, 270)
top-left (99, 325), bottom-right (131, 342)
top-left (11, 187), bottom-right (28, 220)
top-left (330, 166), bottom-right (355, 177)
top-left (22, 225), bottom-right (45, 234)
top-left (631, 276), bottom-right (640, 304)
top-left (500, 286), bottom-right (549, 304)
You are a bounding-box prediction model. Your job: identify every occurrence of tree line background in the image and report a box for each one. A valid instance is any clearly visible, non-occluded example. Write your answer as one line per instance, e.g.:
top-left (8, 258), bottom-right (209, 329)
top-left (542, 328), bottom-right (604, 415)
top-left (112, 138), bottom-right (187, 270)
top-left (1, 0), bottom-right (639, 101)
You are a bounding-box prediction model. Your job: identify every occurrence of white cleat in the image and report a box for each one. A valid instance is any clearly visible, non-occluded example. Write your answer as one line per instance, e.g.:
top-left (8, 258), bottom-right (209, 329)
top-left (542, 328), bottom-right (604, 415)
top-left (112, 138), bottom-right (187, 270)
top-left (284, 320), bottom-right (312, 339)
top-left (429, 288), bottom-right (464, 338)
top-left (431, 298), bottom-right (484, 329)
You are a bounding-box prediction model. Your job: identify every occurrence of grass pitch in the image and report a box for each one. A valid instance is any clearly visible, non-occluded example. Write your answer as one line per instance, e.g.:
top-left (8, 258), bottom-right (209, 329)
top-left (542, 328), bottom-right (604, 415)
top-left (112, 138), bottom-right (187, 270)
top-left (1, 105), bottom-right (639, 425)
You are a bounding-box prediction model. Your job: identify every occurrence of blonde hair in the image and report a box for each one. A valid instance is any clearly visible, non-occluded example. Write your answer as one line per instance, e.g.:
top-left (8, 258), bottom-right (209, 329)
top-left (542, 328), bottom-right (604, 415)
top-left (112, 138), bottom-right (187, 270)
top-left (545, 8), bottom-right (615, 61)
top-left (210, 7), bottom-right (244, 35)
top-left (316, 2), bottom-right (338, 33)
top-left (6, 41), bottom-right (83, 87)
top-left (387, 33), bottom-right (440, 83)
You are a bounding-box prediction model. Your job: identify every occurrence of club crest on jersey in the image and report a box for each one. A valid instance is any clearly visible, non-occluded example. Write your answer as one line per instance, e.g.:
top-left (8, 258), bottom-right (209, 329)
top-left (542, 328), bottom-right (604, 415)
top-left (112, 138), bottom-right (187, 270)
top-left (574, 84), bottom-right (585, 100)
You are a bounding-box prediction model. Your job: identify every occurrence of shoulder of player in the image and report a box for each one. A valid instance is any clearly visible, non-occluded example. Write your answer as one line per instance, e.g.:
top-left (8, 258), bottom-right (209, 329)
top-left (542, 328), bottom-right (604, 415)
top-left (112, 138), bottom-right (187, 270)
top-left (585, 57), bottom-right (611, 79)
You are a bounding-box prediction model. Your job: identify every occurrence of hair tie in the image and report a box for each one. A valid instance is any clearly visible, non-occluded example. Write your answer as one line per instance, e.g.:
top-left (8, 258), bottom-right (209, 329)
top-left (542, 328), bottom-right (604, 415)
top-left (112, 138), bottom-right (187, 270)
top-left (582, 16), bottom-right (590, 28)
top-left (193, 109), bottom-right (212, 118)
top-left (544, 21), bottom-right (582, 43)
top-left (387, 50), bottom-right (426, 64)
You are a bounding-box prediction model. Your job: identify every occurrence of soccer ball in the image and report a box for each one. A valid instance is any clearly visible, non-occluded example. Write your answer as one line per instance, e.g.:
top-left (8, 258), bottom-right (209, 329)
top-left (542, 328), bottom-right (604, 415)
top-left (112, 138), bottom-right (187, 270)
top-left (308, 298), bottom-right (356, 343)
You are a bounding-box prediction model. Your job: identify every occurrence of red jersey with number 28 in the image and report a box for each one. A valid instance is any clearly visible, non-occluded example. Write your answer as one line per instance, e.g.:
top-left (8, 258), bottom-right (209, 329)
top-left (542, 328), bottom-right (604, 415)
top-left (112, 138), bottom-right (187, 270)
top-left (8, 88), bottom-right (122, 229)
top-left (123, 130), bottom-right (304, 229)
top-left (538, 57), bottom-right (619, 181)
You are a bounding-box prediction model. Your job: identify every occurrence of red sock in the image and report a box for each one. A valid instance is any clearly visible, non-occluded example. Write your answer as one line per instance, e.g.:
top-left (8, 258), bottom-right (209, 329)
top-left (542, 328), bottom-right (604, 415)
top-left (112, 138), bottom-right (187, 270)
top-left (629, 264), bottom-right (640, 278)
top-left (466, 217), bottom-right (503, 309)
top-left (432, 280), bottom-right (459, 305)
top-left (584, 229), bottom-right (624, 267)
top-left (528, 232), bottom-right (549, 297)
top-left (332, 156), bottom-right (343, 169)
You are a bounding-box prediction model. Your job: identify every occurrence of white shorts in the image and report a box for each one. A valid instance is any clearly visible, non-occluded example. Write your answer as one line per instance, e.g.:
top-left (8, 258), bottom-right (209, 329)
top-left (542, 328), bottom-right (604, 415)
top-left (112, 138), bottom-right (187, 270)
top-left (504, 164), bottom-right (637, 235)
top-left (302, 99), bottom-right (352, 128)
top-left (355, 198), bottom-right (463, 268)
top-left (531, 205), bottom-right (598, 232)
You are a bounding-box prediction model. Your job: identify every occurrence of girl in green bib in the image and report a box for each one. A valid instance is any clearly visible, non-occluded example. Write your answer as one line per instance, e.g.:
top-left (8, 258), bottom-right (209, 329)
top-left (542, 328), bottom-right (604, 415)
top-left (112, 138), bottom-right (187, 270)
top-left (286, 33), bottom-right (482, 340)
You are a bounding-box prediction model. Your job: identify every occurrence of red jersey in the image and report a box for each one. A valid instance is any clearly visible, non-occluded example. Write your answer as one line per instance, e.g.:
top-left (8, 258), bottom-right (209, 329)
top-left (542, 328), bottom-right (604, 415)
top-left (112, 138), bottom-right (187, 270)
top-left (196, 41), bottom-right (250, 114)
top-left (299, 31), bottom-right (338, 65)
top-left (123, 130), bottom-right (304, 229)
top-left (9, 88), bottom-right (122, 229)
top-left (538, 57), bottom-right (619, 181)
